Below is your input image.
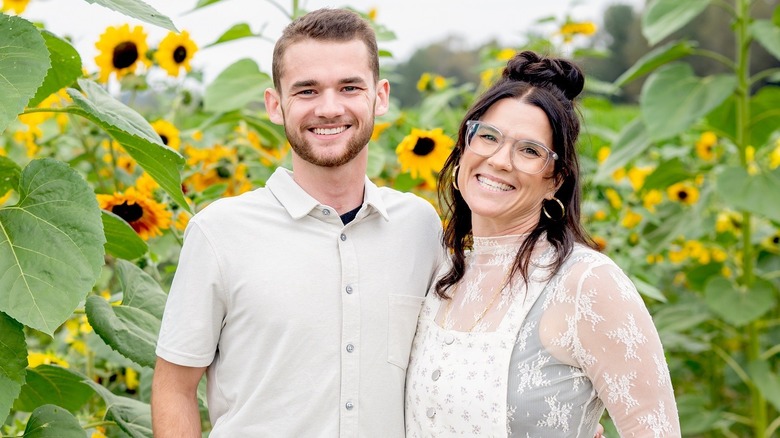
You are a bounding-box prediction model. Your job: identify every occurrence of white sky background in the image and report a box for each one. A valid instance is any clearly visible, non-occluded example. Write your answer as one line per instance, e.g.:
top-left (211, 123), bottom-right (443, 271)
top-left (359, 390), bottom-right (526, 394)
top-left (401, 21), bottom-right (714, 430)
top-left (21, 0), bottom-right (644, 82)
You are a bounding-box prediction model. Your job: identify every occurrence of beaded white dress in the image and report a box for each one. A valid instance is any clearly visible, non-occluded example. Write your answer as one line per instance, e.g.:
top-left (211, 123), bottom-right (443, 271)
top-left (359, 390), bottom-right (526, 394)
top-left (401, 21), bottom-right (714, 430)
top-left (405, 235), bottom-right (680, 437)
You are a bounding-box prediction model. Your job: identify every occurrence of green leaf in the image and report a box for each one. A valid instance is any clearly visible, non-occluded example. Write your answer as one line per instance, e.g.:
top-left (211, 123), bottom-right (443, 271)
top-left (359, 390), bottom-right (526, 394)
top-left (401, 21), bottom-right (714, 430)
top-left (642, 158), bottom-right (693, 191)
top-left (593, 117), bottom-right (651, 182)
top-left (0, 156), bottom-right (21, 196)
top-left (204, 59), bottom-right (271, 113)
top-left (752, 20), bottom-right (780, 61)
top-left (84, 379), bottom-right (152, 438)
top-left (0, 14), bottom-right (51, 134)
top-left (23, 404), bottom-right (85, 438)
top-left (0, 159), bottom-right (105, 335)
top-left (14, 365), bottom-right (94, 413)
top-left (640, 63), bottom-right (736, 141)
top-left (193, 0), bottom-right (224, 9)
top-left (748, 86), bottom-right (780, 148)
top-left (205, 23), bottom-right (260, 48)
top-left (28, 31), bottom-right (82, 108)
top-left (704, 277), bottom-right (776, 327)
top-left (631, 276), bottom-right (666, 302)
top-left (614, 41), bottom-right (697, 87)
top-left (86, 260), bottom-right (167, 368)
top-left (82, 0), bottom-right (177, 32)
top-left (366, 143), bottom-right (386, 178)
top-left (66, 79), bottom-right (190, 213)
top-left (716, 166), bottom-right (780, 222)
top-left (642, 0), bottom-right (711, 46)
top-left (0, 312), bottom-right (27, 424)
top-left (102, 210), bottom-right (148, 260)
top-left (748, 360), bottom-right (780, 412)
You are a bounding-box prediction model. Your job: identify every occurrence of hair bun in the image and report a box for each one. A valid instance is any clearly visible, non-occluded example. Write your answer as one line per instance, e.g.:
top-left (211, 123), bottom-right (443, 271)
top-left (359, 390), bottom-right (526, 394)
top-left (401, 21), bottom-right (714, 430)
top-left (503, 51), bottom-right (584, 100)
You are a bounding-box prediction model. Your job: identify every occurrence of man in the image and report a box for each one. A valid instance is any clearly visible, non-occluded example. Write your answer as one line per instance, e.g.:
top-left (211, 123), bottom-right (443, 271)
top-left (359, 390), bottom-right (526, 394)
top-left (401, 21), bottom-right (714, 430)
top-left (151, 8), bottom-right (444, 437)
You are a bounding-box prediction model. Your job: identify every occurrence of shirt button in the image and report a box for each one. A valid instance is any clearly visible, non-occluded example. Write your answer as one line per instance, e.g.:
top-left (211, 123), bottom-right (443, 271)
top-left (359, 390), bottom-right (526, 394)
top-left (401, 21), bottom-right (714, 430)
top-left (340, 233), bottom-right (347, 241)
top-left (346, 285), bottom-right (353, 294)
top-left (426, 407), bottom-right (436, 418)
top-left (444, 334), bottom-right (455, 345)
top-left (432, 369), bottom-right (441, 381)
top-left (345, 401), bottom-right (354, 410)
top-left (346, 343), bottom-right (355, 353)
top-left (322, 209), bottom-right (331, 215)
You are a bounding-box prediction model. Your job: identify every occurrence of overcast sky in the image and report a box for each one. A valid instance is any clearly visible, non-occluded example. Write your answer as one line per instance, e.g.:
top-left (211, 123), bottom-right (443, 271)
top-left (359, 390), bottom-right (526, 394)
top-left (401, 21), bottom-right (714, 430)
top-left (21, 0), bottom-right (643, 81)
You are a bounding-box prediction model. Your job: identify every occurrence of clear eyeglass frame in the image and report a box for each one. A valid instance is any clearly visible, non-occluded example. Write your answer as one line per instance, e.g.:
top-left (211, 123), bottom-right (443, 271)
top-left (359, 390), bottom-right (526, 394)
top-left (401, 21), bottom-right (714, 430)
top-left (465, 120), bottom-right (558, 175)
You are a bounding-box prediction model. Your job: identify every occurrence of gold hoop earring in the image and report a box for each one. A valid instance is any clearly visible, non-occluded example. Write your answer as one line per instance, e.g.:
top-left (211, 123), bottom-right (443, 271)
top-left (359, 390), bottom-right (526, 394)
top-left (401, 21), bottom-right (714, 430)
top-left (452, 165), bottom-right (460, 191)
top-left (542, 197), bottom-right (565, 220)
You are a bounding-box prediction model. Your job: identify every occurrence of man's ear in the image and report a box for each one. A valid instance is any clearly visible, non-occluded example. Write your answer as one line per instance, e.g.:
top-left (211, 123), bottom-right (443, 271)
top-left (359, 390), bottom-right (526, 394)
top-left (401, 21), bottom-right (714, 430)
top-left (374, 79), bottom-right (390, 117)
top-left (264, 88), bottom-right (284, 125)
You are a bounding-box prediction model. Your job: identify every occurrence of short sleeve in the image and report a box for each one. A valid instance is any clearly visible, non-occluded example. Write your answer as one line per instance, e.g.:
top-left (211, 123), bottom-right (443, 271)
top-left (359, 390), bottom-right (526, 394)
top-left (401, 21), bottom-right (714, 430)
top-left (156, 221), bottom-right (227, 367)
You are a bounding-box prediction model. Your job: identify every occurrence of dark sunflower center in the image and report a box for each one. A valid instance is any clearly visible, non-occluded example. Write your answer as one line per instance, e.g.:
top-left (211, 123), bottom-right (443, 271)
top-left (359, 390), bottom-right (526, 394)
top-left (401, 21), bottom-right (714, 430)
top-left (678, 190), bottom-right (688, 200)
top-left (412, 137), bottom-right (435, 156)
top-left (216, 166), bottom-right (232, 178)
top-left (113, 42), bottom-right (139, 69)
top-left (160, 134), bottom-right (169, 145)
top-left (173, 46), bottom-right (188, 63)
top-left (112, 201), bottom-right (143, 222)
top-left (773, 235), bottom-right (779, 244)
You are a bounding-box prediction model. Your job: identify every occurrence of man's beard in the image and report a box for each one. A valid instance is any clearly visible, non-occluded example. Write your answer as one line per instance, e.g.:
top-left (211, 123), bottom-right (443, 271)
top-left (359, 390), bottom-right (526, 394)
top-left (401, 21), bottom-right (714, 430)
top-left (285, 118), bottom-right (374, 168)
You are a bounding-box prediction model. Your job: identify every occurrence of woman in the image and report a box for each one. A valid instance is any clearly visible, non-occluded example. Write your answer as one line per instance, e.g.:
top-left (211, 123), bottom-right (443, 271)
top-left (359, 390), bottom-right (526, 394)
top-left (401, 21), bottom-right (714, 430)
top-left (405, 51), bottom-right (680, 437)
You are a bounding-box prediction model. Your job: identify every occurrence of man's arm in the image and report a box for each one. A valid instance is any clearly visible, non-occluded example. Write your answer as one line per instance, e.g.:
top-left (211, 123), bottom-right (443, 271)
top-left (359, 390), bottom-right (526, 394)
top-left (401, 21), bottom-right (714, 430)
top-left (151, 357), bottom-right (207, 437)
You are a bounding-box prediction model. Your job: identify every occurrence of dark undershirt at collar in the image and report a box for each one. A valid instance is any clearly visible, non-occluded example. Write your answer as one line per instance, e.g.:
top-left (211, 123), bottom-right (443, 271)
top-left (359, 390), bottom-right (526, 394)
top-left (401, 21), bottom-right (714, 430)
top-left (340, 205), bottom-right (362, 225)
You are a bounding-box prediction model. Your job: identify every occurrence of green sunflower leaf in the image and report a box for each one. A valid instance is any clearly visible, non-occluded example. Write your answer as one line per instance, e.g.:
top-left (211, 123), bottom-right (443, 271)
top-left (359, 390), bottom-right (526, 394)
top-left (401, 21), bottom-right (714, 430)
top-left (0, 156), bottom-right (21, 196)
top-left (14, 365), bottom-right (94, 413)
top-left (642, 0), bottom-right (711, 46)
top-left (706, 87), bottom-right (780, 147)
top-left (704, 277), bottom-right (776, 327)
top-left (82, 0), bottom-right (177, 32)
top-left (86, 260), bottom-right (166, 368)
top-left (204, 58), bottom-right (271, 113)
top-left (641, 158), bottom-right (693, 191)
top-left (193, 0), bottom-right (224, 10)
top-left (66, 79), bottom-right (190, 213)
top-left (205, 23), bottom-right (261, 48)
top-left (102, 210), bottom-right (148, 260)
top-left (22, 404), bottom-right (85, 438)
top-left (593, 117), bottom-right (651, 182)
top-left (0, 312), bottom-right (27, 424)
top-left (613, 40), bottom-right (697, 88)
top-left (640, 63), bottom-right (736, 141)
top-left (27, 31), bottom-right (82, 108)
top-left (747, 360), bottom-right (780, 413)
top-left (751, 20), bottom-right (780, 61)
top-left (0, 14), bottom-right (51, 134)
top-left (716, 166), bottom-right (780, 222)
top-left (84, 379), bottom-right (152, 437)
top-left (0, 158), bottom-right (105, 335)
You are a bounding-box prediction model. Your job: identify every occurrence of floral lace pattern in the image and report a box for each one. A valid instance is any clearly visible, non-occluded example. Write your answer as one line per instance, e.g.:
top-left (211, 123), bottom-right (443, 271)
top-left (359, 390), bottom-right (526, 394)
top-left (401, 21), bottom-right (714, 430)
top-left (406, 236), bottom-right (680, 437)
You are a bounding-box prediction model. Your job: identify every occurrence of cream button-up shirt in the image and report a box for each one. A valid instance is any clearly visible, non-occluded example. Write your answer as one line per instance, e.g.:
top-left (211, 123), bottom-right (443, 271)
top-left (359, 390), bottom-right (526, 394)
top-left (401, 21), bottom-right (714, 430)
top-left (157, 168), bottom-right (444, 437)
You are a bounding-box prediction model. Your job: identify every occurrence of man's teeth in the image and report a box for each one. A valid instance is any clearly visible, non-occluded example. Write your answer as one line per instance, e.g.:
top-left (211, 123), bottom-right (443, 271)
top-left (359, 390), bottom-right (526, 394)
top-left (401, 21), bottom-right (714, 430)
top-left (477, 175), bottom-right (513, 191)
top-left (313, 126), bottom-right (347, 135)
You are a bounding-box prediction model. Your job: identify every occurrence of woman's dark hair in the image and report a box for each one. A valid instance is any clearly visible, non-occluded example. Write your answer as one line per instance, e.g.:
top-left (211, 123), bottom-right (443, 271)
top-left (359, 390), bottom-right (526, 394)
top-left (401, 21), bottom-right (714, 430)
top-left (435, 50), bottom-right (596, 299)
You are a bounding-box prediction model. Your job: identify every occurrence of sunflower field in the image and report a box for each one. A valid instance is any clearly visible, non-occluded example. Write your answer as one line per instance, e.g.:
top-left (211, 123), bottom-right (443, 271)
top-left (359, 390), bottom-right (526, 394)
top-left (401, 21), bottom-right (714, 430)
top-left (1, 0), bottom-right (779, 437)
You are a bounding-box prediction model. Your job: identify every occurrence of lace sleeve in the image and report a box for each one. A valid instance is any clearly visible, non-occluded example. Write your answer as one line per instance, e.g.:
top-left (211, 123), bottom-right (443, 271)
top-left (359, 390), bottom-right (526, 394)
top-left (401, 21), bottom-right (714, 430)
top-left (569, 255), bottom-right (681, 437)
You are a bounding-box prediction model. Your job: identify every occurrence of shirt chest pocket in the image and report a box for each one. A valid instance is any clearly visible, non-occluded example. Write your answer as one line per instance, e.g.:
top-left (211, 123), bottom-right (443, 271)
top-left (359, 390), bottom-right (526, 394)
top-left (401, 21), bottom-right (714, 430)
top-left (387, 294), bottom-right (425, 369)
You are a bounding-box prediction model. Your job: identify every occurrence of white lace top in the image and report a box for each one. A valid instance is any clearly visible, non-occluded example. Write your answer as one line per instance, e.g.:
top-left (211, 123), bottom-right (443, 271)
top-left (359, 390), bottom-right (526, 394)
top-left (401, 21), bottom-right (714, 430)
top-left (405, 235), bottom-right (680, 437)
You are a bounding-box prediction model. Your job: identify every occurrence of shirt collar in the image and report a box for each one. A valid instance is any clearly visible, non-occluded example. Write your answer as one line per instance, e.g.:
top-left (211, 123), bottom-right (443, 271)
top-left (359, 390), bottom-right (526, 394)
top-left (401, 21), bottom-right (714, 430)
top-left (267, 167), bottom-right (390, 222)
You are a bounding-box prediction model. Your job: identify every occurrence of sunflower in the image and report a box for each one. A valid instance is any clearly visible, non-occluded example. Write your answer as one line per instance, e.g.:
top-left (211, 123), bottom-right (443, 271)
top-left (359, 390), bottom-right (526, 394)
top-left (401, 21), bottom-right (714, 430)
top-left (1, 0), bottom-right (29, 13)
top-left (620, 210), bottom-right (642, 229)
top-left (695, 131), bottom-right (717, 161)
top-left (241, 127), bottom-right (288, 166)
top-left (28, 351), bottom-right (69, 368)
top-left (627, 166), bottom-right (653, 192)
top-left (666, 182), bottom-right (699, 206)
top-left (770, 140), bottom-right (780, 169)
top-left (154, 30), bottom-right (198, 77)
top-left (396, 128), bottom-right (453, 186)
top-left (151, 119), bottom-right (181, 150)
top-left (184, 144), bottom-right (253, 196)
top-left (94, 24), bottom-right (150, 83)
top-left (642, 189), bottom-right (663, 213)
top-left (97, 187), bottom-right (172, 240)
top-left (559, 21), bottom-right (598, 42)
